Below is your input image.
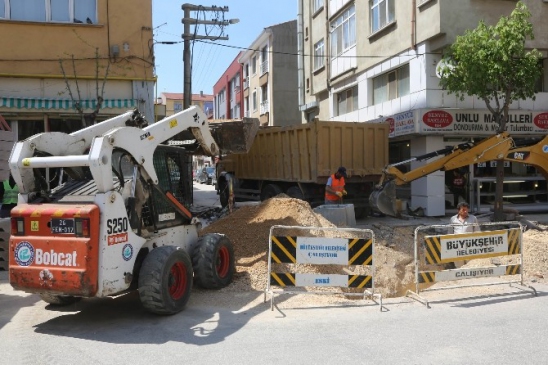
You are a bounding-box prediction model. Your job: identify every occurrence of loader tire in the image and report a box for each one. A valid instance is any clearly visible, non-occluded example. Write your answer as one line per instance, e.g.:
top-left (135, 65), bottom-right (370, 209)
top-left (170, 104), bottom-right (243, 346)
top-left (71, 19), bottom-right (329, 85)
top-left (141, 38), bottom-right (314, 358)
top-left (261, 184), bottom-right (283, 201)
top-left (138, 246), bottom-right (193, 315)
top-left (39, 293), bottom-right (81, 306)
top-left (192, 233), bottom-right (235, 289)
top-left (286, 186), bottom-right (304, 200)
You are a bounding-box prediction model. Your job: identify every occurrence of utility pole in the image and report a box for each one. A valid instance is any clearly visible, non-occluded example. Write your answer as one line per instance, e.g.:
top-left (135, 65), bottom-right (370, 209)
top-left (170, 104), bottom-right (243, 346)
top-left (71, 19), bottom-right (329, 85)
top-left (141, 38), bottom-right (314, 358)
top-left (181, 4), bottom-right (238, 110)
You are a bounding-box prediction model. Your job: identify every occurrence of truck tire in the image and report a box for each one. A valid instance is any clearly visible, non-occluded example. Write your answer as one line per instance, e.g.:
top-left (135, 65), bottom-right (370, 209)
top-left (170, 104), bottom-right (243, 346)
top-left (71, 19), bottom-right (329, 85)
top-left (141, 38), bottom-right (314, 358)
top-left (192, 233), bottom-right (235, 289)
top-left (138, 246), bottom-right (193, 315)
top-left (39, 293), bottom-right (81, 306)
top-left (261, 184), bottom-right (283, 201)
top-left (286, 186), bottom-right (304, 200)
top-left (218, 180), bottom-right (229, 208)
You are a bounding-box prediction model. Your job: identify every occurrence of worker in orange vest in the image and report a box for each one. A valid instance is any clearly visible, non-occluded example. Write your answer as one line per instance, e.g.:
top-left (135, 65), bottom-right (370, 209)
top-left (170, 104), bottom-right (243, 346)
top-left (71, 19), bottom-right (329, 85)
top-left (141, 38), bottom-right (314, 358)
top-left (325, 166), bottom-right (347, 204)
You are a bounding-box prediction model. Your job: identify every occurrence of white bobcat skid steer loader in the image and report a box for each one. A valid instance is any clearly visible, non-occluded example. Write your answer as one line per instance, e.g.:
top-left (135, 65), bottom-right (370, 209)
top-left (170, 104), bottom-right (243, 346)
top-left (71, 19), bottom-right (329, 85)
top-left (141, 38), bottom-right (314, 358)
top-left (8, 106), bottom-right (258, 315)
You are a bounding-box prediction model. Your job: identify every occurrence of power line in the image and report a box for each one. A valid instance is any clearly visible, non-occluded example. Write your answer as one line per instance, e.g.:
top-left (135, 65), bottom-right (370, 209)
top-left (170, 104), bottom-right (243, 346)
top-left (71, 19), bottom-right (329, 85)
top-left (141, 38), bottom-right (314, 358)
top-left (195, 39), bottom-right (442, 59)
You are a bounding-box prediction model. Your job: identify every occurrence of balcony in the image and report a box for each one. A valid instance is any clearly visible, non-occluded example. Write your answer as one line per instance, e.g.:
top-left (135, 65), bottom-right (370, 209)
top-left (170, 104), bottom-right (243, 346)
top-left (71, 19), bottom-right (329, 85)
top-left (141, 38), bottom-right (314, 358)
top-left (260, 60), bottom-right (269, 75)
top-left (260, 100), bottom-right (269, 115)
top-left (243, 76), bottom-right (250, 90)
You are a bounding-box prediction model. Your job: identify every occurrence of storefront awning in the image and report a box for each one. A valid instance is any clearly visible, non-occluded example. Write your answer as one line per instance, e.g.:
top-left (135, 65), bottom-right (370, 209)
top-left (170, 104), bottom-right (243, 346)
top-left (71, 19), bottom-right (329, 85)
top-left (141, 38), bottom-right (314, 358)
top-left (0, 97), bottom-right (137, 110)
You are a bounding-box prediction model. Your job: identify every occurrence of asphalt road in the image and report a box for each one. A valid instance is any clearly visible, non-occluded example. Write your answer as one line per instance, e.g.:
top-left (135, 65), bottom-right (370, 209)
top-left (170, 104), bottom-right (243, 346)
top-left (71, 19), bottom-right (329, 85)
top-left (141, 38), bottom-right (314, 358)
top-left (1, 182), bottom-right (547, 364)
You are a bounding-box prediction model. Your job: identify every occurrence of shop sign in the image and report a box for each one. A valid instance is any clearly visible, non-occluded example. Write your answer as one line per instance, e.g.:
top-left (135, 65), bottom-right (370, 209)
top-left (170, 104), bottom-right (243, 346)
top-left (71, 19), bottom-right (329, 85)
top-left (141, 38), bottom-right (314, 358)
top-left (387, 111), bottom-right (416, 138)
top-left (418, 109), bottom-right (548, 135)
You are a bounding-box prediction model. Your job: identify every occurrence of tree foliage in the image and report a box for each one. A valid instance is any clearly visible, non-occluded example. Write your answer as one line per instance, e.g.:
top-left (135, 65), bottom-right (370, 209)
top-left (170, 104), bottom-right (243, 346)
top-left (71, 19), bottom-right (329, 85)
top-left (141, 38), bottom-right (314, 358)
top-left (437, 1), bottom-right (542, 221)
top-left (438, 1), bottom-right (541, 133)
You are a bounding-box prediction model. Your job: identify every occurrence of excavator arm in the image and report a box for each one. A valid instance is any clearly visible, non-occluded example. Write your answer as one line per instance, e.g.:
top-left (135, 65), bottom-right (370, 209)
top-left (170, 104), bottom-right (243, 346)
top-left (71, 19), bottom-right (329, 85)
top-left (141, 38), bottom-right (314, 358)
top-left (370, 132), bottom-right (515, 216)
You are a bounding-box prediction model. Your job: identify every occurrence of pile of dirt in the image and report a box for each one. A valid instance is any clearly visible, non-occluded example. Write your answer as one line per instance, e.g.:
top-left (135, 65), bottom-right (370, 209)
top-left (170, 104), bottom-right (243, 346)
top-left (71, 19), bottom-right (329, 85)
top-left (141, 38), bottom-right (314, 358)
top-left (200, 196), bottom-right (548, 298)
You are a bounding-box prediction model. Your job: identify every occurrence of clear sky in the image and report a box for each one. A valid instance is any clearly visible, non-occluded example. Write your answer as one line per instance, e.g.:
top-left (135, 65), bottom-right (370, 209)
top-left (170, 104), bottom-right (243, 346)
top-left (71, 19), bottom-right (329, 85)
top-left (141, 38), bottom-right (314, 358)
top-left (152, 0), bottom-right (297, 98)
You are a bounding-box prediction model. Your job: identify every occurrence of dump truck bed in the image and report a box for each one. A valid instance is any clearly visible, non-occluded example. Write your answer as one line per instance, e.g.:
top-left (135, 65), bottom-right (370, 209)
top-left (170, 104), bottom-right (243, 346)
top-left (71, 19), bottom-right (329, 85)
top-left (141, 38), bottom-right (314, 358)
top-left (221, 120), bottom-right (389, 182)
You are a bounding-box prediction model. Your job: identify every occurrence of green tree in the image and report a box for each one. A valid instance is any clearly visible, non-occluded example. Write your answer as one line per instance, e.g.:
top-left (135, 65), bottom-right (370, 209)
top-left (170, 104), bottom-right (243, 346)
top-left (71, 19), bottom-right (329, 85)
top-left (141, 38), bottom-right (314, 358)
top-left (437, 1), bottom-right (542, 221)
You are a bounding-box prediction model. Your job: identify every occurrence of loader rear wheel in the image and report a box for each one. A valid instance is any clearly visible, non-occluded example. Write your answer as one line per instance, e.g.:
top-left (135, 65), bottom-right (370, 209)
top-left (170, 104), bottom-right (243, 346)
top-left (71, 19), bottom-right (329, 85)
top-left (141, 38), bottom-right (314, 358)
top-left (286, 186), bottom-right (304, 200)
top-left (192, 233), bottom-right (235, 289)
top-left (261, 184), bottom-right (283, 201)
top-left (39, 293), bottom-right (81, 306)
top-left (138, 246), bottom-right (193, 315)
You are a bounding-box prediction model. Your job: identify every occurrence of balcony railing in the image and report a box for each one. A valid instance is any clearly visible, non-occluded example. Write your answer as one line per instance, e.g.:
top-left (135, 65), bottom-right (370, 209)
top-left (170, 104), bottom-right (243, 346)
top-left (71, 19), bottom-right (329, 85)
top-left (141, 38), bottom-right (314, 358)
top-left (243, 76), bottom-right (250, 89)
top-left (260, 100), bottom-right (269, 115)
top-left (260, 61), bottom-right (269, 76)
top-left (244, 110), bottom-right (250, 118)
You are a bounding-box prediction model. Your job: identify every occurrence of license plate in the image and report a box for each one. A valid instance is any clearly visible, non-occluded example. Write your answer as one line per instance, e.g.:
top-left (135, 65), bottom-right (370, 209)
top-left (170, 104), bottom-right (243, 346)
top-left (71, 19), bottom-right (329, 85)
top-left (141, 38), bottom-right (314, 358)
top-left (51, 218), bottom-right (75, 234)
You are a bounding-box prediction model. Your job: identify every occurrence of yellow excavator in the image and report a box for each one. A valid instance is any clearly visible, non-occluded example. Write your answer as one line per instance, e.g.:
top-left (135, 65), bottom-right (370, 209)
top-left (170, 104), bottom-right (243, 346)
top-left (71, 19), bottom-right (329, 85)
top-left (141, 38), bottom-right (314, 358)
top-left (369, 132), bottom-right (548, 217)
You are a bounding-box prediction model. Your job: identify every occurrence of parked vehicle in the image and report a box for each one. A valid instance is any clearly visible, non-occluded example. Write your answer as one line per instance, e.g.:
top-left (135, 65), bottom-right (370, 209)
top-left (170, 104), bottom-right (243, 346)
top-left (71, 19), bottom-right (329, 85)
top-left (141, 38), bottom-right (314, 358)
top-left (216, 120), bottom-right (389, 218)
top-left (198, 166), bottom-right (216, 185)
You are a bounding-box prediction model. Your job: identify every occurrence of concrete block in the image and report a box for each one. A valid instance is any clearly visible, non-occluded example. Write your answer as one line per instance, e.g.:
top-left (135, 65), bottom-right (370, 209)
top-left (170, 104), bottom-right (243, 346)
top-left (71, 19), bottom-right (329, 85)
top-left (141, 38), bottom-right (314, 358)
top-left (314, 204), bottom-right (356, 227)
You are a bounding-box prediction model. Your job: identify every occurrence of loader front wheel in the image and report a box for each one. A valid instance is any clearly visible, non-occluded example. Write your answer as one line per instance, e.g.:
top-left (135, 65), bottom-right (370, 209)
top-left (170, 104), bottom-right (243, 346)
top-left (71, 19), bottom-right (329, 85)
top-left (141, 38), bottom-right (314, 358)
top-left (193, 233), bottom-right (235, 289)
top-left (138, 246), bottom-right (193, 315)
top-left (40, 293), bottom-right (81, 306)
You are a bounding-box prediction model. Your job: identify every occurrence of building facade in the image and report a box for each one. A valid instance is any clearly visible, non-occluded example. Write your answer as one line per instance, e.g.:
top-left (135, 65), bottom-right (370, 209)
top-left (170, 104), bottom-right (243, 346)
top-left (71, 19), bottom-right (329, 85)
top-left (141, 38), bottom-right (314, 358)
top-left (158, 92), bottom-right (214, 119)
top-left (300, 0), bottom-right (548, 216)
top-left (0, 0), bottom-right (155, 140)
top-left (239, 20), bottom-right (300, 126)
top-left (213, 52), bottom-right (243, 120)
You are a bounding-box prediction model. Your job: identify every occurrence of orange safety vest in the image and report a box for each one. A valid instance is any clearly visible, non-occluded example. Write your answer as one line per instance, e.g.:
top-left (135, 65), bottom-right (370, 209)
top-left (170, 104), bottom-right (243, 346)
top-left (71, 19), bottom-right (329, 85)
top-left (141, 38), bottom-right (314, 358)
top-left (325, 174), bottom-right (345, 201)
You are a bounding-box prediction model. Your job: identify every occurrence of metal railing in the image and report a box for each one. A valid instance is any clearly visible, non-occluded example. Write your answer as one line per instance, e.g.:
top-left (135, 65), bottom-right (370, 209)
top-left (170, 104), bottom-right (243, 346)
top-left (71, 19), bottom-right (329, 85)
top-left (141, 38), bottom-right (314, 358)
top-left (260, 100), bottom-right (269, 115)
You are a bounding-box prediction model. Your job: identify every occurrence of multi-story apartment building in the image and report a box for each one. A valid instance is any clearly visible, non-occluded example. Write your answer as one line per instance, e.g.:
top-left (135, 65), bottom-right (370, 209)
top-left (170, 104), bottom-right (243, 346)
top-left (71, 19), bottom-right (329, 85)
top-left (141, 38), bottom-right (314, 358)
top-left (158, 92), bottom-right (214, 118)
top-left (213, 52), bottom-right (243, 119)
top-left (239, 20), bottom-right (300, 126)
top-left (300, 0), bottom-right (548, 216)
top-left (0, 0), bottom-right (155, 140)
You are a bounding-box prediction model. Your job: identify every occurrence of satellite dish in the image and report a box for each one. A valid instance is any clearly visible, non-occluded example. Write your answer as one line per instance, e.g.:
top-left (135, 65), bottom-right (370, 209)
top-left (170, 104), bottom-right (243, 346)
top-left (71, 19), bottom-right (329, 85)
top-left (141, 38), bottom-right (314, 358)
top-left (435, 59), bottom-right (455, 79)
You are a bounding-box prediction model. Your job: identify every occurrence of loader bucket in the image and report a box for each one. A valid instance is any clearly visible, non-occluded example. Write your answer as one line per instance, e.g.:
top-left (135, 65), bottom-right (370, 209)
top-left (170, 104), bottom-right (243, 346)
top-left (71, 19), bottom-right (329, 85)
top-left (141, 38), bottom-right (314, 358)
top-left (369, 181), bottom-right (399, 217)
top-left (209, 118), bottom-right (260, 154)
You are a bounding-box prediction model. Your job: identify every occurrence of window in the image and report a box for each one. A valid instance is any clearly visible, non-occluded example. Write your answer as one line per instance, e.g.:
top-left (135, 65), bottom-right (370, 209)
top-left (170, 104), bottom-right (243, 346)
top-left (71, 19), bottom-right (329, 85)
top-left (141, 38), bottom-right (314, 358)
top-left (373, 64), bottom-right (410, 104)
top-left (370, 0), bottom-right (395, 33)
top-left (173, 102), bottom-right (183, 112)
top-left (330, 4), bottom-right (356, 58)
top-left (252, 90), bottom-right (257, 111)
top-left (312, 0), bottom-right (324, 13)
top-left (252, 56), bottom-right (257, 75)
top-left (314, 39), bottom-right (325, 70)
top-left (2, 0), bottom-right (97, 23)
top-left (335, 85), bottom-right (358, 116)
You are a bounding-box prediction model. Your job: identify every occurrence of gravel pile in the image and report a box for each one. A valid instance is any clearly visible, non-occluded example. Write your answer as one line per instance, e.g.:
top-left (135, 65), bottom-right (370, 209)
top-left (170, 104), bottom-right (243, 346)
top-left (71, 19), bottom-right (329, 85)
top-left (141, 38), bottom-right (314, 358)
top-left (200, 196), bottom-right (548, 299)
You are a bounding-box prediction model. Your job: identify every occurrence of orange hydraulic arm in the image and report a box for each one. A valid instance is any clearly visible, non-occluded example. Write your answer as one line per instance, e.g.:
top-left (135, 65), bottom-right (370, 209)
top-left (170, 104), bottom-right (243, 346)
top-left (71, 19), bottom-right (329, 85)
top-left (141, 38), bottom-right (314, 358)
top-left (378, 132), bottom-right (515, 186)
top-left (503, 134), bottom-right (548, 182)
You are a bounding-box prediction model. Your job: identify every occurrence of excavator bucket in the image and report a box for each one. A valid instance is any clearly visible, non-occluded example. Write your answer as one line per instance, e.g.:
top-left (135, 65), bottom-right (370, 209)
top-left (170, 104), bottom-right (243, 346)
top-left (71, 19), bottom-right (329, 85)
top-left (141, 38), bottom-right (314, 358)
top-left (209, 118), bottom-right (260, 154)
top-left (369, 181), bottom-right (400, 217)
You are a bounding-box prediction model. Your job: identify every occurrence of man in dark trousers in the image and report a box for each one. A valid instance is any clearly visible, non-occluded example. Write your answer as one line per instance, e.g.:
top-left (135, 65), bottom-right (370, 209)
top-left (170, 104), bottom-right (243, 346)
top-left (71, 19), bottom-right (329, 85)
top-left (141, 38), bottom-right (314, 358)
top-left (448, 169), bottom-right (466, 208)
top-left (0, 174), bottom-right (19, 218)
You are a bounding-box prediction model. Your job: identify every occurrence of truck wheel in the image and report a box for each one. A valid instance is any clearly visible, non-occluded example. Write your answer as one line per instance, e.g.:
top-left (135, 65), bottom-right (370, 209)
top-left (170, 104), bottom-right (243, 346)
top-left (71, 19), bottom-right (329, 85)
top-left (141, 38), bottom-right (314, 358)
top-left (192, 233), bottom-right (235, 289)
top-left (261, 184), bottom-right (283, 201)
top-left (218, 180), bottom-right (229, 208)
top-left (287, 186), bottom-right (304, 200)
top-left (138, 246), bottom-right (193, 315)
top-left (39, 293), bottom-right (81, 306)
